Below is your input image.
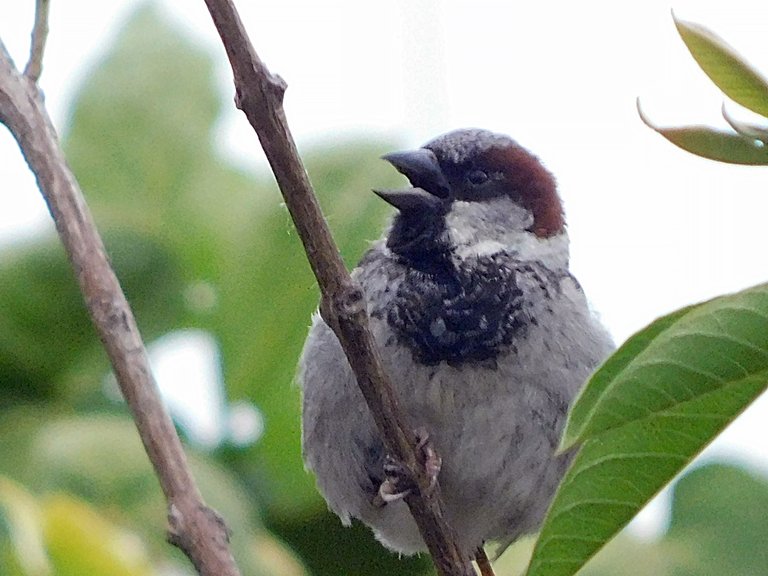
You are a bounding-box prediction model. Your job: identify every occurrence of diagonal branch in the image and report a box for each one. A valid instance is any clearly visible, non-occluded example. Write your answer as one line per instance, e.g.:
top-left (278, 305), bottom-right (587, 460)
top-left (0, 35), bottom-right (241, 576)
top-left (202, 2), bottom-right (476, 575)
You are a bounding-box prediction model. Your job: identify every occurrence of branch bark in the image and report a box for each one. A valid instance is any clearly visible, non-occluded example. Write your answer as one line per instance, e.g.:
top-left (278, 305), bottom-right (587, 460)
top-left (24, 0), bottom-right (49, 81)
top-left (202, 2), bottom-right (476, 575)
top-left (0, 33), bottom-right (241, 576)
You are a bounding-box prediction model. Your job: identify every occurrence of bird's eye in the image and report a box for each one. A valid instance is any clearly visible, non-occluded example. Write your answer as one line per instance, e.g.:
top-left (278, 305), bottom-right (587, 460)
top-left (467, 169), bottom-right (489, 186)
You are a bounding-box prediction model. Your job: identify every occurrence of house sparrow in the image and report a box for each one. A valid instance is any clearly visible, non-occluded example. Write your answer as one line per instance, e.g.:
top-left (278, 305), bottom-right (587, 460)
top-left (299, 128), bottom-right (614, 558)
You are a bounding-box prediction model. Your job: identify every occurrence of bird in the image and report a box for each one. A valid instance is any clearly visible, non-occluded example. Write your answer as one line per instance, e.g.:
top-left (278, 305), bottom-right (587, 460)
top-left (298, 128), bottom-right (614, 559)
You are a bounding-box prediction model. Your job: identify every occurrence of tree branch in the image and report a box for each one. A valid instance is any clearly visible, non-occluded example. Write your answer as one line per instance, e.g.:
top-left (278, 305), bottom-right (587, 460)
top-left (202, 2), bottom-right (476, 575)
top-left (0, 35), bottom-right (241, 576)
top-left (24, 0), bottom-right (49, 81)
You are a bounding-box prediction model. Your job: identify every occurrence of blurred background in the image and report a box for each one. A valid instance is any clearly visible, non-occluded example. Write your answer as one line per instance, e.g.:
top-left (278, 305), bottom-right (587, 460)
top-left (1, 1), bottom-right (767, 575)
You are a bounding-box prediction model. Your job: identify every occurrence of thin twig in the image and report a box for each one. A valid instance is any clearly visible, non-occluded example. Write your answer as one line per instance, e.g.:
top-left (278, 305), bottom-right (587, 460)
top-left (24, 0), bottom-right (50, 81)
top-left (475, 546), bottom-right (497, 576)
top-left (0, 36), bottom-right (240, 576)
top-left (202, 1), bottom-right (476, 575)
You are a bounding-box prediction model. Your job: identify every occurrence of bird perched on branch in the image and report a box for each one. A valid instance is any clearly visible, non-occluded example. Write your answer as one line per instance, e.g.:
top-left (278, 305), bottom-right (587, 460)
top-left (299, 128), bottom-right (613, 559)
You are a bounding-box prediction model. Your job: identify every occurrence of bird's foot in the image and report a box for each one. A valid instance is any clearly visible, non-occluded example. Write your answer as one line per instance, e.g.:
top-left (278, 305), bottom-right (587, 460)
top-left (375, 456), bottom-right (413, 504)
top-left (415, 427), bottom-right (442, 493)
top-left (373, 427), bottom-right (441, 507)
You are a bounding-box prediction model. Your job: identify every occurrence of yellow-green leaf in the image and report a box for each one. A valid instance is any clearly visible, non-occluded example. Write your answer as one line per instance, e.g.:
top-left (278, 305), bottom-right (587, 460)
top-left (638, 100), bottom-right (768, 165)
top-left (674, 15), bottom-right (768, 117)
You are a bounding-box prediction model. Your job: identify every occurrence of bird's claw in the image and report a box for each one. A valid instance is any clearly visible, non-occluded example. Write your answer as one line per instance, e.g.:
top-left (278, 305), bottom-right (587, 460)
top-left (372, 427), bottom-right (442, 507)
top-left (377, 458), bottom-right (412, 503)
top-left (415, 427), bottom-right (442, 493)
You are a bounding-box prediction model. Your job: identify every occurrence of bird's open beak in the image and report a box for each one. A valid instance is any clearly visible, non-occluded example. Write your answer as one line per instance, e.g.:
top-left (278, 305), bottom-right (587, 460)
top-left (373, 148), bottom-right (449, 212)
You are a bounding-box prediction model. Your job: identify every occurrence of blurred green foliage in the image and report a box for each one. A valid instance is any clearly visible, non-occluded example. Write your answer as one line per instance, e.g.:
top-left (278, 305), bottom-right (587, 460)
top-left (0, 4), bottom-right (766, 575)
top-left (0, 4), bottom-right (427, 575)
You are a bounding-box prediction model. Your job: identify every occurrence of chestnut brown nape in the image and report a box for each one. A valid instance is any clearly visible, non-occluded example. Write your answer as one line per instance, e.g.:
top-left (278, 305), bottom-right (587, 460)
top-left (482, 145), bottom-right (564, 238)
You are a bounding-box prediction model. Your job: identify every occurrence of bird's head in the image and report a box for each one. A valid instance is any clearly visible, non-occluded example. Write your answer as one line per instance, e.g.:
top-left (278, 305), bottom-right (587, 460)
top-left (376, 129), bottom-right (567, 270)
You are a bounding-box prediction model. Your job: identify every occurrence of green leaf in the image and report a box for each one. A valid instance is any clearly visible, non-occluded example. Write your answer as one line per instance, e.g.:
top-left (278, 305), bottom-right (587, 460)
top-left (561, 304), bottom-right (696, 450)
top-left (674, 15), bottom-right (768, 117)
top-left (638, 101), bottom-right (768, 165)
top-left (527, 373), bottom-right (766, 576)
top-left (722, 102), bottom-right (768, 143)
top-left (565, 282), bottom-right (768, 445)
top-left (527, 283), bottom-right (768, 576)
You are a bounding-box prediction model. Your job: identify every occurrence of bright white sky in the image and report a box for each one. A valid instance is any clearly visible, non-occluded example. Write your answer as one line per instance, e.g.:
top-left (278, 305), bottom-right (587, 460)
top-left (2, 0), bottom-right (768, 536)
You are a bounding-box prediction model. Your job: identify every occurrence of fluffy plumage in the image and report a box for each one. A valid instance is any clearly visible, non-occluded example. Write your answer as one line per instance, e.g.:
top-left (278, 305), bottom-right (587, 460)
top-left (299, 128), bottom-right (614, 556)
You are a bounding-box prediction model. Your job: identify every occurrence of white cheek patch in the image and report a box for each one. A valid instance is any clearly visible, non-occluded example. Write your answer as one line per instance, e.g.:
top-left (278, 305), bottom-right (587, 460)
top-left (455, 239), bottom-right (506, 259)
top-left (445, 198), bottom-right (570, 269)
top-left (446, 199), bottom-right (531, 254)
top-left (446, 201), bottom-right (482, 246)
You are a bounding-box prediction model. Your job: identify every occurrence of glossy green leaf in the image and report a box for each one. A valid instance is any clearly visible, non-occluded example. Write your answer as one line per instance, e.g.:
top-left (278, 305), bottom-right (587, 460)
top-left (638, 101), bottom-right (768, 165)
top-left (527, 283), bottom-right (768, 576)
top-left (674, 16), bottom-right (768, 117)
top-left (561, 304), bottom-right (696, 450)
top-left (564, 282), bottom-right (768, 446)
top-left (527, 374), bottom-right (765, 576)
